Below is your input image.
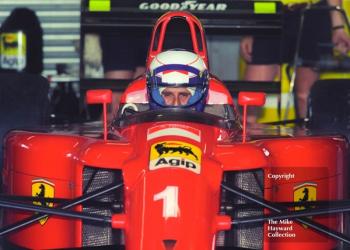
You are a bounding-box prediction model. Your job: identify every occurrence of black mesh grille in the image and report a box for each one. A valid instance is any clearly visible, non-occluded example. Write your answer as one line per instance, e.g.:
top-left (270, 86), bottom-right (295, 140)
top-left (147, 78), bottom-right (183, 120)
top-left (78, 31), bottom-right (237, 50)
top-left (82, 166), bottom-right (123, 247)
top-left (218, 169), bottom-right (264, 249)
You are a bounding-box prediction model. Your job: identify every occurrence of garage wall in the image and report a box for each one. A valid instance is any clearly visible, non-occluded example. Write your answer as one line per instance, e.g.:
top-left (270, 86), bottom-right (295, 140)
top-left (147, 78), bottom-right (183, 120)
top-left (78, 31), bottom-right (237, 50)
top-left (207, 35), bottom-right (240, 81)
top-left (0, 0), bottom-right (241, 81)
top-left (0, 0), bottom-right (81, 77)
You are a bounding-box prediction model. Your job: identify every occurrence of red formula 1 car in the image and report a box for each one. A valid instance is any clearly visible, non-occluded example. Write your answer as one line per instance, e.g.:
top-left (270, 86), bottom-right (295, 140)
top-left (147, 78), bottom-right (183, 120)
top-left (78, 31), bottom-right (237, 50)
top-left (1, 11), bottom-right (349, 250)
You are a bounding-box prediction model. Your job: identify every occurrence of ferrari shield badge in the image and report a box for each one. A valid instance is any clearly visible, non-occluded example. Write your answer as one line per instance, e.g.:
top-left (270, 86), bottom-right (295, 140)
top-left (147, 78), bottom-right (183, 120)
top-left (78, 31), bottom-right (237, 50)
top-left (294, 182), bottom-right (317, 228)
top-left (32, 179), bottom-right (55, 225)
top-left (294, 182), bottom-right (317, 210)
top-left (149, 141), bottom-right (202, 174)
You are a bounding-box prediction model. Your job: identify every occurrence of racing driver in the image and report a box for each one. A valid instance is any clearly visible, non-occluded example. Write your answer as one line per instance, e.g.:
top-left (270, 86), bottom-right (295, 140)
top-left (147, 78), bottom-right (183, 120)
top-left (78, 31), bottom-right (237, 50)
top-left (118, 49), bottom-right (235, 119)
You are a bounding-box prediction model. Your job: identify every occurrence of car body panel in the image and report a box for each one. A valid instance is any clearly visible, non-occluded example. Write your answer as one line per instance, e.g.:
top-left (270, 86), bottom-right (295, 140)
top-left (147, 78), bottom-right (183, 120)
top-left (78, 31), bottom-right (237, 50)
top-left (2, 114), bottom-right (348, 249)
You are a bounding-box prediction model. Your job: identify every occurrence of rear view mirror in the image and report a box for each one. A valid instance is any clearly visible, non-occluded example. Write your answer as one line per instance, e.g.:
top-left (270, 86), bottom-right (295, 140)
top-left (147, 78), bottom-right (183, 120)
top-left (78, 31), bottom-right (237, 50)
top-left (238, 92), bottom-right (266, 143)
top-left (86, 89), bottom-right (112, 141)
top-left (238, 92), bottom-right (266, 106)
top-left (86, 89), bottom-right (112, 104)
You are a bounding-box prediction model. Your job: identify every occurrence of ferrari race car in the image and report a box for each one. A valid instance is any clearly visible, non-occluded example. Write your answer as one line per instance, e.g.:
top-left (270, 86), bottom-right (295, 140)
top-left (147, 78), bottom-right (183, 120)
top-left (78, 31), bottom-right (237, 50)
top-left (1, 11), bottom-right (349, 250)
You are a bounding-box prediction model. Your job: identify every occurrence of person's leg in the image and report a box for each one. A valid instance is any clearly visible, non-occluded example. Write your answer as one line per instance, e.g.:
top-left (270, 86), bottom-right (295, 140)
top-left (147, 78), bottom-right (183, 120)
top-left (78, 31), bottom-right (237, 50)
top-left (105, 70), bottom-right (134, 79)
top-left (244, 64), bottom-right (280, 81)
top-left (293, 2), bottom-right (331, 119)
top-left (294, 67), bottom-right (319, 118)
top-left (243, 64), bottom-right (280, 124)
top-left (242, 33), bottom-right (282, 124)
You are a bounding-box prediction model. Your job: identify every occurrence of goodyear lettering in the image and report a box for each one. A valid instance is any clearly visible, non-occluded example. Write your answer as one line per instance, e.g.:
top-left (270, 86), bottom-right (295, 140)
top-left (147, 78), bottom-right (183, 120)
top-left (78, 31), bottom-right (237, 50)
top-left (155, 157), bottom-right (197, 169)
top-left (139, 1), bottom-right (227, 11)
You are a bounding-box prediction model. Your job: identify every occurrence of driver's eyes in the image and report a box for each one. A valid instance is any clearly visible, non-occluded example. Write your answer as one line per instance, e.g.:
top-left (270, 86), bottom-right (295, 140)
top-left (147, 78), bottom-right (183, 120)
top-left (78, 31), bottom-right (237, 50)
top-left (179, 93), bottom-right (191, 99)
top-left (162, 92), bottom-right (174, 98)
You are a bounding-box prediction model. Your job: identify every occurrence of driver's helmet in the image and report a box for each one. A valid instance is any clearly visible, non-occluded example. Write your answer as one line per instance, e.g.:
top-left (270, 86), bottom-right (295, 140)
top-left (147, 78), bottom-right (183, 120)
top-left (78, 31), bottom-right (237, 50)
top-left (147, 50), bottom-right (209, 111)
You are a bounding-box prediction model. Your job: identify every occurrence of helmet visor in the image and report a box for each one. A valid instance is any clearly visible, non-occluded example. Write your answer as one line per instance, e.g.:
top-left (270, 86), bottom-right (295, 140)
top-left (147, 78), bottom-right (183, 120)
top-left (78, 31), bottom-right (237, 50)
top-left (149, 64), bottom-right (207, 108)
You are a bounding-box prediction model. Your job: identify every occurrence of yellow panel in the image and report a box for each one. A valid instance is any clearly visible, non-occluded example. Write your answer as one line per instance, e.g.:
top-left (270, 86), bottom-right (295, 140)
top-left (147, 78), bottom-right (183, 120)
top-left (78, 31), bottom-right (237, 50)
top-left (254, 2), bottom-right (277, 14)
top-left (89, 0), bottom-right (111, 12)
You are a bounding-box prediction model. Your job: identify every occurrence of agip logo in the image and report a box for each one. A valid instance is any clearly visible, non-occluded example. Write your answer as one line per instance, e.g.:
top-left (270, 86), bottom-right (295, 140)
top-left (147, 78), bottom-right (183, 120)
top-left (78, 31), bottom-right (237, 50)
top-left (149, 141), bottom-right (201, 174)
top-left (32, 179), bottom-right (55, 225)
top-left (0, 32), bottom-right (26, 70)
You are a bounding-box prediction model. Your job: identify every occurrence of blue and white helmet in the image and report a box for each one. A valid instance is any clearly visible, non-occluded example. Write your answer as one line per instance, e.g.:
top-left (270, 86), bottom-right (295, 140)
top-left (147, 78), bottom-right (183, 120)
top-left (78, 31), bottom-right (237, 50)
top-left (147, 50), bottom-right (209, 111)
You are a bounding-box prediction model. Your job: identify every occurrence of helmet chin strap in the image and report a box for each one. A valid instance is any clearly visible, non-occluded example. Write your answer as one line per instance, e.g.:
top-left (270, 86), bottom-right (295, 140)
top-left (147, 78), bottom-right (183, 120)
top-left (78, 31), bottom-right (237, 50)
top-left (193, 88), bottom-right (208, 112)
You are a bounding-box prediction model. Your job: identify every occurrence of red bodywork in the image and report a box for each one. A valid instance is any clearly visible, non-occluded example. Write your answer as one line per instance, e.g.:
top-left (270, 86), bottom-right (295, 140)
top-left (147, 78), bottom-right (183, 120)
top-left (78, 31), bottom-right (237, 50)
top-left (2, 11), bottom-right (348, 250)
top-left (3, 119), bottom-right (348, 249)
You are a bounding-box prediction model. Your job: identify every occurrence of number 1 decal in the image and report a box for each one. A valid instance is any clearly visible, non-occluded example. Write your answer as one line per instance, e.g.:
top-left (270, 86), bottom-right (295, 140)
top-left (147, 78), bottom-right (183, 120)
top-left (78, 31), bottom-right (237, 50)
top-left (153, 186), bottom-right (179, 218)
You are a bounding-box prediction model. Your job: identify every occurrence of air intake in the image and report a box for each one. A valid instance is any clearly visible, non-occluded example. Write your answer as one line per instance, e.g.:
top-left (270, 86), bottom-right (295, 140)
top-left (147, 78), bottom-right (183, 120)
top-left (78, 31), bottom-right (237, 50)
top-left (82, 166), bottom-right (123, 247)
top-left (218, 169), bottom-right (264, 249)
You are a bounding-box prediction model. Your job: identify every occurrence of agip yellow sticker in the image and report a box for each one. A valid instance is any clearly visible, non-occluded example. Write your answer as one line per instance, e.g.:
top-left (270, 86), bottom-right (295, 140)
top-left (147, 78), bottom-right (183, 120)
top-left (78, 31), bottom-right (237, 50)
top-left (0, 32), bottom-right (26, 70)
top-left (149, 141), bottom-right (202, 174)
top-left (32, 179), bottom-right (55, 225)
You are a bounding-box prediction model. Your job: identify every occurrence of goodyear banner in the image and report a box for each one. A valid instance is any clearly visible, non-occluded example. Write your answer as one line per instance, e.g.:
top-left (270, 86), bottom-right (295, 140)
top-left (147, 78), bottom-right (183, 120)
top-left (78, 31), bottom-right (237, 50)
top-left (0, 31), bottom-right (26, 71)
